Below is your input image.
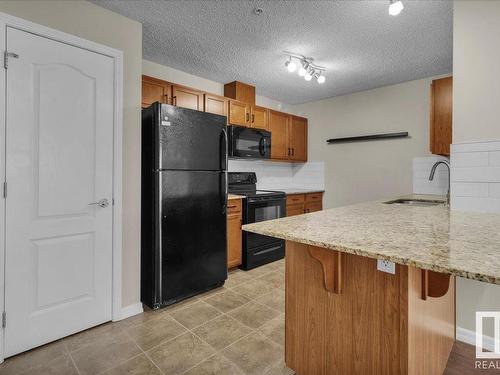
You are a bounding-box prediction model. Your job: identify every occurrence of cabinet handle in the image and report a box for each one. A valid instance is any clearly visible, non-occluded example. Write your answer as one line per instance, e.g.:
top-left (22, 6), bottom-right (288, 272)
top-left (288, 148), bottom-right (291, 156)
top-left (172, 96), bottom-right (177, 106)
top-left (252, 114), bottom-right (255, 123)
top-left (246, 113), bottom-right (249, 122)
top-left (227, 205), bottom-right (237, 208)
top-left (292, 148), bottom-right (295, 156)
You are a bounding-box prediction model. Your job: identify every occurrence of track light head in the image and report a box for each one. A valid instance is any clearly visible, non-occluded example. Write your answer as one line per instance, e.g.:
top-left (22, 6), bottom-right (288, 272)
top-left (304, 68), bottom-right (314, 81)
top-left (298, 62), bottom-right (307, 77)
top-left (388, 0), bottom-right (404, 16)
top-left (285, 58), bottom-right (297, 72)
top-left (316, 72), bottom-right (326, 84)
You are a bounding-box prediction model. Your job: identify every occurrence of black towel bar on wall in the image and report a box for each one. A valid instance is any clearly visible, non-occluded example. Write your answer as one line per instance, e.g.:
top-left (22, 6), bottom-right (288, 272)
top-left (326, 132), bottom-right (409, 144)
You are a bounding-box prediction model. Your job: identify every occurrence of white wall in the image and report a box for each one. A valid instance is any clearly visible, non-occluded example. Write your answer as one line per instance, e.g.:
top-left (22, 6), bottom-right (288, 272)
top-left (453, 1), bottom-right (500, 144)
top-left (452, 1), bottom-right (500, 343)
top-left (0, 0), bottom-right (143, 308)
top-left (294, 77), bottom-right (442, 209)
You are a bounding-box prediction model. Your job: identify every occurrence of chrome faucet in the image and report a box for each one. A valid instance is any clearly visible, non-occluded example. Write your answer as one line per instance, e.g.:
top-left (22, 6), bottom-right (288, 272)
top-left (429, 160), bottom-right (450, 207)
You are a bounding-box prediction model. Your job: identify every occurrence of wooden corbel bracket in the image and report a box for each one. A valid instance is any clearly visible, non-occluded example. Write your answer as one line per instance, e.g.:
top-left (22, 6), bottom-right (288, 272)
top-left (308, 246), bottom-right (343, 294)
top-left (421, 269), bottom-right (451, 300)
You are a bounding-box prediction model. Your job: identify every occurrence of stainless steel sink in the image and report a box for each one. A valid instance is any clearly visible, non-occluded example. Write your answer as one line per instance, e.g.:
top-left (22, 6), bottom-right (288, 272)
top-left (384, 198), bottom-right (444, 207)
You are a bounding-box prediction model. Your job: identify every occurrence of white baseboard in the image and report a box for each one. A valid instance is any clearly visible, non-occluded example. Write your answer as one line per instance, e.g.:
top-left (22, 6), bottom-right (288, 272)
top-left (117, 302), bottom-right (143, 321)
top-left (456, 326), bottom-right (496, 352)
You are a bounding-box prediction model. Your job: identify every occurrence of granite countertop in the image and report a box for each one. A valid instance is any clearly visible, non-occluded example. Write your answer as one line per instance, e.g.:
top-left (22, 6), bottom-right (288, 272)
top-left (243, 194), bottom-right (500, 285)
top-left (275, 188), bottom-right (325, 195)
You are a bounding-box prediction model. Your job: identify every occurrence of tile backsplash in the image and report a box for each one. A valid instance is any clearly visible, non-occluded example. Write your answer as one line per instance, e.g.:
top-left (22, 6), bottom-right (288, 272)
top-left (412, 156), bottom-right (449, 195)
top-left (228, 159), bottom-right (324, 191)
top-left (451, 140), bottom-right (500, 213)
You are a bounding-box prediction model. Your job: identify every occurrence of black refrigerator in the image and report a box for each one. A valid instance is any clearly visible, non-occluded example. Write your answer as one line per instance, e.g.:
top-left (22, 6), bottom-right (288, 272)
top-left (141, 102), bottom-right (228, 309)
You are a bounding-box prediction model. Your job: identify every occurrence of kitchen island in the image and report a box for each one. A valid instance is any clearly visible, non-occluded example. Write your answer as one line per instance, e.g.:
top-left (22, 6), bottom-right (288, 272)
top-left (243, 195), bottom-right (500, 375)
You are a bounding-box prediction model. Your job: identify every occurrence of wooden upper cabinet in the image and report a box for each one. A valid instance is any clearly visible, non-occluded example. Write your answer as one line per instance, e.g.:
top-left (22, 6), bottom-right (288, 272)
top-left (142, 75), bottom-right (170, 108)
top-left (250, 106), bottom-right (269, 130)
top-left (171, 84), bottom-right (203, 111)
top-left (224, 81), bottom-right (256, 105)
top-left (269, 110), bottom-right (290, 160)
top-left (228, 99), bottom-right (250, 127)
top-left (289, 116), bottom-right (308, 162)
top-left (430, 77), bottom-right (452, 156)
top-left (204, 93), bottom-right (228, 118)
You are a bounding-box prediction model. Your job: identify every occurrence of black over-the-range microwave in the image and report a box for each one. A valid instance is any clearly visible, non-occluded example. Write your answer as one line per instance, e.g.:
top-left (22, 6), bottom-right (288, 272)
top-left (227, 125), bottom-right (271, 159)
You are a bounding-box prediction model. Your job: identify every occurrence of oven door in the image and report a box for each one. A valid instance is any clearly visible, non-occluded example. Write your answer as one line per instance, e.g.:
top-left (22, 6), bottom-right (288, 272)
top-left (229, 125), bottom-right (271, 159)
top-left (244, 196), bottom-right (286, 249)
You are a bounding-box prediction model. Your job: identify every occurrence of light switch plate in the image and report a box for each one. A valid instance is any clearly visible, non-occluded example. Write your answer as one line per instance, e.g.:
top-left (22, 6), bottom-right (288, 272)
top-left (377, 259), bottom-right (396, 274)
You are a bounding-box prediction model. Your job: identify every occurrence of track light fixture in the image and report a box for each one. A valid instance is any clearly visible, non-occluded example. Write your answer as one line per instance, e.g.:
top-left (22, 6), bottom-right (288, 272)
top-left (388, 0), bottom-right (404, 16)
top-left (284, 52), bottom-right (326, 85)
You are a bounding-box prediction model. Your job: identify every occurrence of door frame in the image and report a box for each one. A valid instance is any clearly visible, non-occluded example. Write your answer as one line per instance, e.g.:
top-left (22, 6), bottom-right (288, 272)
top-left (0, 12), bottom-right (124, 361)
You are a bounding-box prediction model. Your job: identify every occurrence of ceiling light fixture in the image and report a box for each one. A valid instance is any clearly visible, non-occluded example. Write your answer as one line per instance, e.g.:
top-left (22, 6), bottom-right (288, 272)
top-left (284, 52), bottom-right (326, 84)
top-left (388, 0), bottom-right (404, 16)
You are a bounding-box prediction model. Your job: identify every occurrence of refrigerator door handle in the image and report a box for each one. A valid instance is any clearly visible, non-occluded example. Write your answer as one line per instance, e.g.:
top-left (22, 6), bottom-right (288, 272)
top-left (220, 127), bottom-right (228, 171)
top-left (220, 171), bottom-right (228, 214)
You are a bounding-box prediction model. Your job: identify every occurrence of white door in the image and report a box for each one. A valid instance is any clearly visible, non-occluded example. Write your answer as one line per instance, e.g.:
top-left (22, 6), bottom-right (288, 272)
top-left (4, 27), bottom-right (115, 357)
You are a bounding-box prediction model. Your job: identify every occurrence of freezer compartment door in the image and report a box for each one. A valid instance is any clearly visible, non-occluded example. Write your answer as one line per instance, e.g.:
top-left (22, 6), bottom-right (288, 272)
top-left (159, 171), bottom-right (227, 304)
top-left (159, 104), bottom-right (227, 171)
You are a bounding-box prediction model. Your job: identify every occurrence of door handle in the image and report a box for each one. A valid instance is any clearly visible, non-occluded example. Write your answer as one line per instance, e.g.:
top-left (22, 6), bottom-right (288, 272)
top-left (88, 198), bottom-right (110, 208)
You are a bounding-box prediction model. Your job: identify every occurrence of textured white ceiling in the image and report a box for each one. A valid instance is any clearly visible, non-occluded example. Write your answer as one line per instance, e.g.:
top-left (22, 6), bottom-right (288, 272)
top-left (92, 0), bottom-right (452, 104)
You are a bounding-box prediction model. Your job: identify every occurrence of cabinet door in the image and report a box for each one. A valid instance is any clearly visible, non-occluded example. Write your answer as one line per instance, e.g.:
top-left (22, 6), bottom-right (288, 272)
top-left (289, 116), bottom-right (308, 162)
top-left (204, 93), bottom-right (228, 118)
top-left (251, 106), bottom-right (269, 130)
top-left (286, 203), bottom-right (305, 217)
top-left (228, 100), bottom-right (250, 127)
top-left (142, 76), bottom-right (170, 108)
top-left (430, 77), bottom-right (452, 156)
top-left (269, 110), bottom-right (290, 160)
top-left (227, 213), bottom-right (242, 268)
top-left (304, 201), bottom-right (322, 213)
top-left (172, 85), bottom-right (203, 111)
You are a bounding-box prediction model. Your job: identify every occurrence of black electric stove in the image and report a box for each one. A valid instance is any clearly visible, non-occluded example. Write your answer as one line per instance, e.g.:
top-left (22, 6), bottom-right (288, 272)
top-left (228, 172), bottom-right (286, 270)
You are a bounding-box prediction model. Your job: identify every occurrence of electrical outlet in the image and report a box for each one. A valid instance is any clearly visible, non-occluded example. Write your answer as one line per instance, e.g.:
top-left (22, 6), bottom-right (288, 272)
top-left (377, 259), bottom-right (396, 274)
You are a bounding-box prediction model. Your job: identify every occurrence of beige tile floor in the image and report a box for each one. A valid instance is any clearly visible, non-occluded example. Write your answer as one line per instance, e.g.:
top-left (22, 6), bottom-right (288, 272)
top-left (0, 259), bottom-right (293, 375)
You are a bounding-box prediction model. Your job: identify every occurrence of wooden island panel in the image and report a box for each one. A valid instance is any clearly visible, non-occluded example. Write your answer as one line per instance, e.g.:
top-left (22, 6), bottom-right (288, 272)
top-left (285, 241), bottom-right (455, 375)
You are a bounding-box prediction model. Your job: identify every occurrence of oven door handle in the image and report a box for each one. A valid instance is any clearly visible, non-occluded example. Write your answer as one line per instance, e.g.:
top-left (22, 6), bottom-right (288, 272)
top-left (254, 245), bottom-right (283, 256)
top-left (248, 197), bottom-right (286, 204)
